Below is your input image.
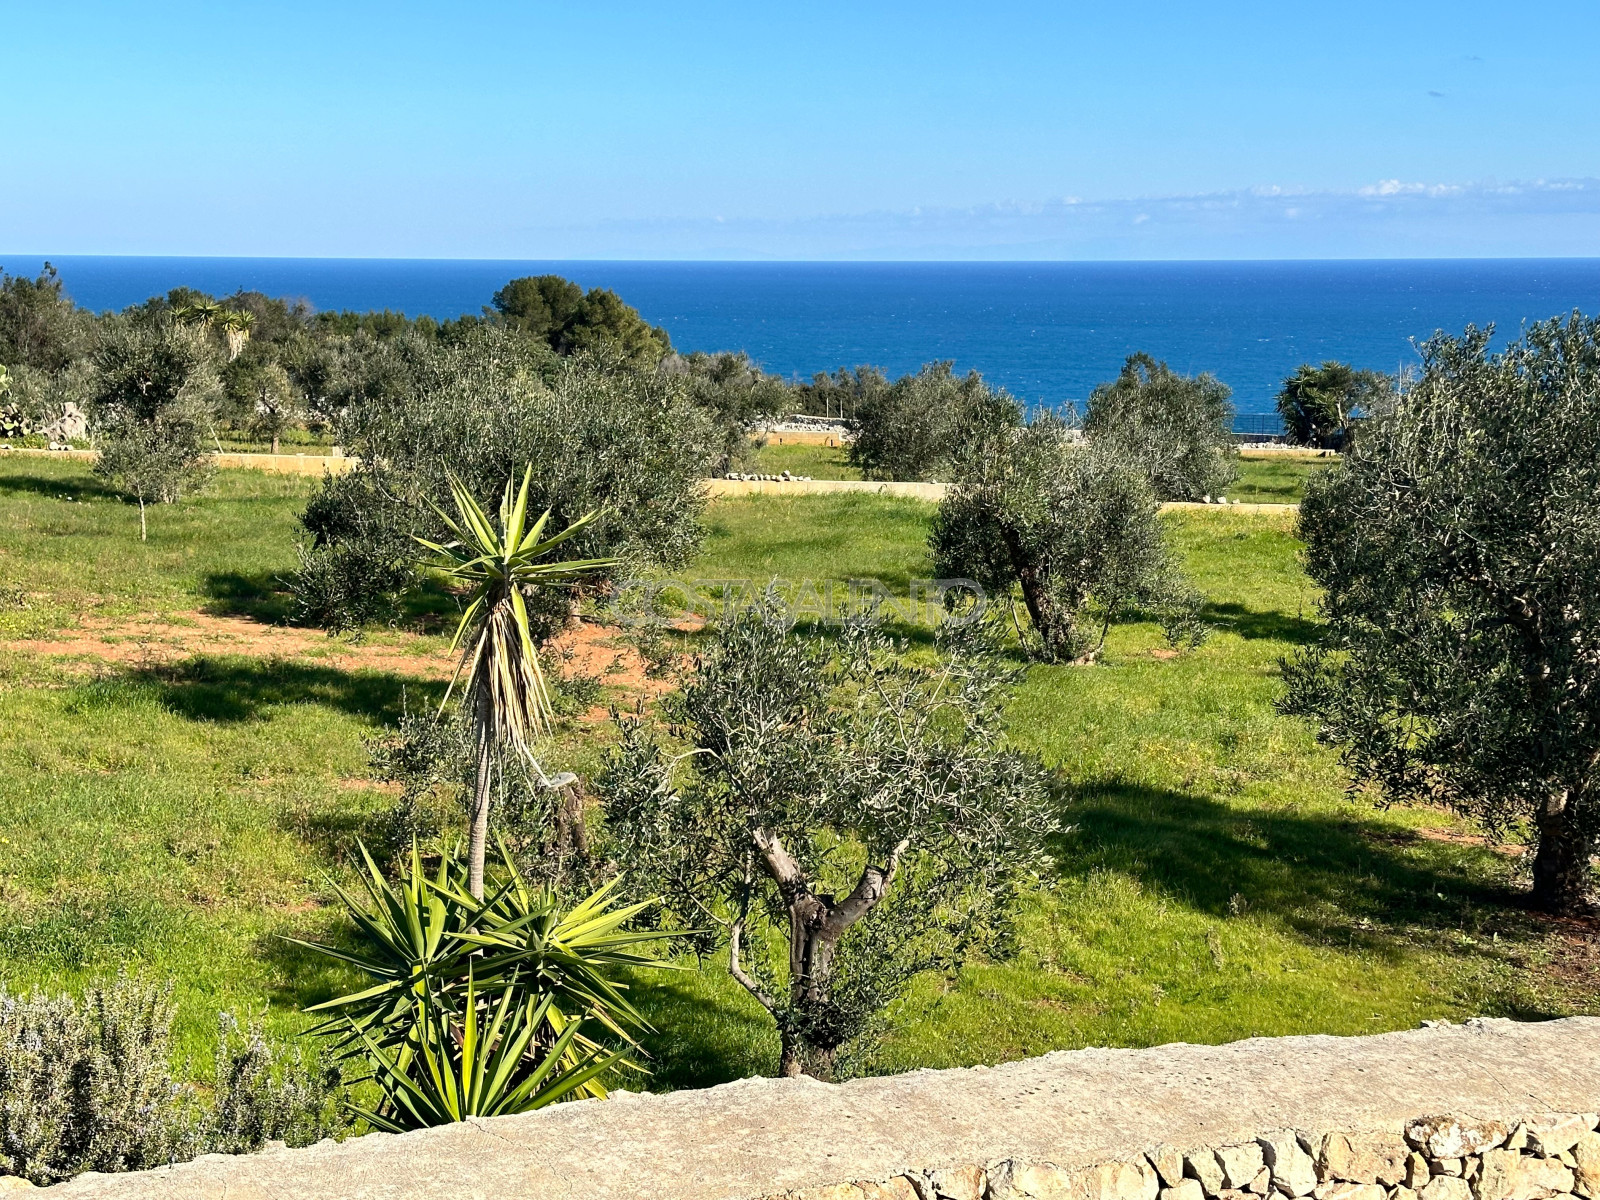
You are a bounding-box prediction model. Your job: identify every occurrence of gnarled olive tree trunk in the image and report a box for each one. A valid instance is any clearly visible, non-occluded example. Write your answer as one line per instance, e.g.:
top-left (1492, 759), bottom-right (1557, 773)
top-left (999, 526), bottom-right (1077, 663)
top-left (1531, 789), bottom-right (1596, 915)
top-left (728, 828), bottom-right (907, 1079)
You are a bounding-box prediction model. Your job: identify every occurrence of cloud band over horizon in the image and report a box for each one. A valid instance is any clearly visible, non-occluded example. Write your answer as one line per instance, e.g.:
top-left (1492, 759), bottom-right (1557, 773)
top-left (512, 177), bottom-right (1600, 261)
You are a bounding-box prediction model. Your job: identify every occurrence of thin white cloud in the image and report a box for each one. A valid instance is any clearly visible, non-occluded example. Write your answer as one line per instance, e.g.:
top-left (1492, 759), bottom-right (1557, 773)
top-left (529, 177), bottom-right (1600, 259)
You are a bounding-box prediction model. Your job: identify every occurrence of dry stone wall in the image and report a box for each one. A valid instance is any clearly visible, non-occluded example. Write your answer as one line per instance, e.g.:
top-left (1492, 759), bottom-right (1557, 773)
top-left (37, 1016), bottom-right (1600, 1200)
top-left (772, 1111), bottom-right (1600, 1200)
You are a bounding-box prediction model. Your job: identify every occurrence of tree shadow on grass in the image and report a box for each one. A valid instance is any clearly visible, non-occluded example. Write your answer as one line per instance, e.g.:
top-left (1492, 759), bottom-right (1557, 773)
top-left (1057, 779), bottom-right (1560, 1016)
top-left (624, 965), bottom-right (779, 1090)
top-left (1202, 601), bottom-right (1322, 645)
top-left (257, 923), bottom-right (366, 1015)
top-left (201, 570), bottom-right (297, 624)
top-left (128, 656), bottom-right (432, 724)
top-left (0, 468), bottom-right (120, 502)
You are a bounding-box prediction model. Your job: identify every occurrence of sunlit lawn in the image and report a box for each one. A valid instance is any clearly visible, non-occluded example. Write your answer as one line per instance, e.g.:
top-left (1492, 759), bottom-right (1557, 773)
top-left (0, 458), bottom-right (1588, 1088)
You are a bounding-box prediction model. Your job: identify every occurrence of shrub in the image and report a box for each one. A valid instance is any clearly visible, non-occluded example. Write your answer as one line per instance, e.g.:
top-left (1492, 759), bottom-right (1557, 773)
top-left (1281, 315), bottom-right (1600, 916)
top-left (0, 977), bottom-right (191, 1184)
top-left (206, 1013), bottom-right (346, 1156)
top-left (1276, 361), bottom-right (1392, 449)
top-left (849, 362), bottom-right (1021, 481)
top-left (291, 327), bottom-right (715, 631)
top-left (0, 976), bottom-right (345, 1186)
top-left (598, 603), bottom-right (1058, 1079)
top-left (931, 416), bottom-right (1204, 663)
top-left (1084, 352), bottom-right (1236, 500)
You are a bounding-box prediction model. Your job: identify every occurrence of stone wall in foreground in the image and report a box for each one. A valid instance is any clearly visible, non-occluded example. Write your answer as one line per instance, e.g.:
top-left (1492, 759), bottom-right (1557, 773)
top-left (42, 1016), bottom-right (1600, 1200)
top-left (776, 1108), bottom-right (1600, 1200)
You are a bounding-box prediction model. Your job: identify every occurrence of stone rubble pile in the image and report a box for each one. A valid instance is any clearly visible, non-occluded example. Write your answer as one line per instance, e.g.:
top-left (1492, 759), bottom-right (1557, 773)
top-left (770, 1112), bottom-right (1600, 1200)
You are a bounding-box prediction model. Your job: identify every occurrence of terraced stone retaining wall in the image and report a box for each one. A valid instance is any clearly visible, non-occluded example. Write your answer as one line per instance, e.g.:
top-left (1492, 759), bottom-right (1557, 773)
top-left (772, 1111), bottom-right (1600, 1200)
top-left (40, 1017), bottom-right (1600, 1200)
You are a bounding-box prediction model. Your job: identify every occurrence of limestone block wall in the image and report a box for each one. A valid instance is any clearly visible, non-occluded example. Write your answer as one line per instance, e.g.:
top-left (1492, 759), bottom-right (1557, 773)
top-left (774, 1107), bottom-right (1600, 1200)
top-left (39, 1017), bottom-right (1600, 1200)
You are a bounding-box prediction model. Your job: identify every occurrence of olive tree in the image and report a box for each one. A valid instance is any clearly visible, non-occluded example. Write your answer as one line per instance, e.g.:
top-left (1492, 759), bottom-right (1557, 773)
top-left (850, 362), bottom-right (1020, 481)
top-left (243, 362), bottom-right (300, 452)
top-left (1276, 361), bottom-right (1391, 450)
top-left (290, 326), bottom-right (716, 630)
top-left (668, 351), bottom-right (789, 473)
top-left (1084, 353), bottom-right (1236, 500)
top-left (88, 322), bottom-right (219, 539)
top-left (599, 606), bottom-right (1057, 1078)
top-left (931, 416), bottom-right (1204, 663)
top-left (1281, 315), bottom-right (1600, 915)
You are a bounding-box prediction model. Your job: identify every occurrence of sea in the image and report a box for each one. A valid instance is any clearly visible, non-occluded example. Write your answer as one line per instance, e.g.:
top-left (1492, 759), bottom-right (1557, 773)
top-left (8, 256), bottom-right (1600, 428)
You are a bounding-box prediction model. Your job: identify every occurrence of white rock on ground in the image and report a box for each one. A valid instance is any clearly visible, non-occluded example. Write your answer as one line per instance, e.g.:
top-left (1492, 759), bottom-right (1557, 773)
top-left (42, 1017), bottom-right (1600, 1200)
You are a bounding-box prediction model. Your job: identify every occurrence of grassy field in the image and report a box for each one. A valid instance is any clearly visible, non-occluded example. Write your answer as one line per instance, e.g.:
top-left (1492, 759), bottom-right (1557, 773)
top-left (750, 441), bottom-right (1339, 503)
top-left (0, 456), bottom-right (1591, 1089)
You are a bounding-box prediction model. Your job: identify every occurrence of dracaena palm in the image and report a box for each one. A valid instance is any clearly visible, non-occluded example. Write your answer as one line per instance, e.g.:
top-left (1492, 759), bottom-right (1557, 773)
top-left (216, 308), bottom-right (253, 361)
top-left (290, 840), bottom-right (676, 1130)
top-left (416, 465), bottom-right (616, 896)
top-left (352, 965), bottom-right (624, 1132)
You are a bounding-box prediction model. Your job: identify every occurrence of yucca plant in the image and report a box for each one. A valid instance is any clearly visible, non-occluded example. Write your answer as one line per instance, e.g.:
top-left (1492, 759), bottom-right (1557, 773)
top-left (291, 841), bottom-right (675, 1128)
top-left (216, 309), bottom-right (254, 361)
top-left (283, 844), bottom-right (473, 1057)
top-left (451, 851), bottom-right (677, 1067)
top-left (352, 966), bottom-right (622, 1132)
top-left (171, 300), bottom-right (224, 329)
top-left (416, 465), bottom-right (616, 897)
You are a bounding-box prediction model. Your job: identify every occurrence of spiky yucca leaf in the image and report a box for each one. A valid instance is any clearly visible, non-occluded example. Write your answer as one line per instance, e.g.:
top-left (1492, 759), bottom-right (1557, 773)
top-left (290, 842), bottom-right (677, 1112)
top-left (447, 843), bottom-right (681, 1055)
top-left (281, 843), bottom-right (480, 1052)
top-left (352, 966), bottom-right (625, 1132)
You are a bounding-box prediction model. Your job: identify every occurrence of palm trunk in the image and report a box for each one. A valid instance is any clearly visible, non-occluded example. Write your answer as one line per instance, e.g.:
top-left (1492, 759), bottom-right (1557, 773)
top-left (468, 685), bottom-right (494, 900)
top-left (1531, 794), bottom-right (1594, 915)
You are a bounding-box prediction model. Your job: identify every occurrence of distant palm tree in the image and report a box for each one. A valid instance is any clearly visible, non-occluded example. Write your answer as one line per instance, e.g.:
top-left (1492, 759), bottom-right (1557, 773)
top-left (171, 299), bottom-right (223, 328)
top-left (417, 467), bottom-right (614, 897)
top-left (216, 309), bottom-right (254, 361)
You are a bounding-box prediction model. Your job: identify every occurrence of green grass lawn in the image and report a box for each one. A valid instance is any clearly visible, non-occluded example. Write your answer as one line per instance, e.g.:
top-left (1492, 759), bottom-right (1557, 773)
top-left (749, 439), bottom-right (862, 480)
top-left (1230, 454), bottom-right (1338, 503)
top-left (0, 456), bottom-right (319, 636)
top-left (0, 459), bottom-right (1589, 1090)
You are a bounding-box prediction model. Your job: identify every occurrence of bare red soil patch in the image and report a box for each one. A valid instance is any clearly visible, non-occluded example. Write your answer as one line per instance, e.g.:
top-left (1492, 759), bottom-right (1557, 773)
top-left (5, 611), bottom-right (457, 678)
top-left (3, 610), bottom-right (668, 709)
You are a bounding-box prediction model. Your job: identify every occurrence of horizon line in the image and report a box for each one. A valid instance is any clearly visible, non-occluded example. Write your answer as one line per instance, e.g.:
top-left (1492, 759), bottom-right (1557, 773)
top-left (7, 252), bottom-right (1600, 266)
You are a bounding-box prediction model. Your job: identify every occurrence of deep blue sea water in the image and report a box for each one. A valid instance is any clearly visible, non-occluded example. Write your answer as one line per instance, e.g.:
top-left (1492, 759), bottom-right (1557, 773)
top-left (8, 256), bottom-right (1600, 423)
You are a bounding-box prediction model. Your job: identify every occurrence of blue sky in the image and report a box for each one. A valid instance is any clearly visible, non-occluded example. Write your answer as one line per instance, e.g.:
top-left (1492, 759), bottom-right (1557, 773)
top-left (4, 1), bottom-right (1599, 259)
